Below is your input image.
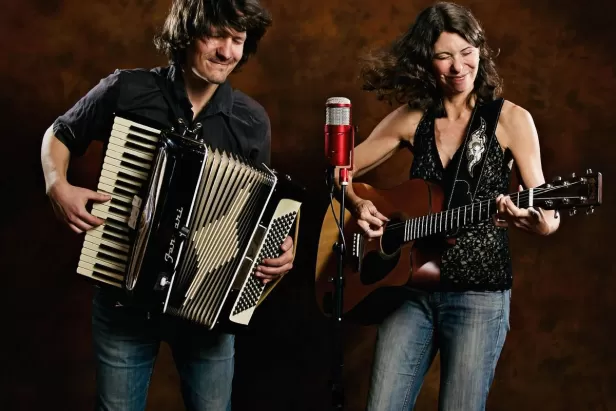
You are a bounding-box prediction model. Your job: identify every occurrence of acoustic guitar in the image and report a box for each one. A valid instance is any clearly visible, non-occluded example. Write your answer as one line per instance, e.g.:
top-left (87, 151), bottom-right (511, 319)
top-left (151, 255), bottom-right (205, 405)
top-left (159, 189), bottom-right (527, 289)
top-left (315, 170), bottom-right (602, 317)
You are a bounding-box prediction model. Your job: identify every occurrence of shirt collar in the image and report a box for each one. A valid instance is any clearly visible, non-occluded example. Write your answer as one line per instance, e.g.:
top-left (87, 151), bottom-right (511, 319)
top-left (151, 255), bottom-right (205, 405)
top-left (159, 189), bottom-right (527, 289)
top-left (167, 64), bottom-right (234, 117)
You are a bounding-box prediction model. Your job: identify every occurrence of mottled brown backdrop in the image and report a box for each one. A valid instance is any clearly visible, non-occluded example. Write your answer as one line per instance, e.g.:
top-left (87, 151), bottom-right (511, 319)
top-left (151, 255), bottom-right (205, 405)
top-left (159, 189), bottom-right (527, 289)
top-left (1, 0), bottom-right (614, 410)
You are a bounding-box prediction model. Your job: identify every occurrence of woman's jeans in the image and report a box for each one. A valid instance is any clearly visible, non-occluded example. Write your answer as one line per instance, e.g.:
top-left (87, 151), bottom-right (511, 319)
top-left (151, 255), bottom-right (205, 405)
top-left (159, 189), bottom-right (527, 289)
top-left (367, 288), bottom-right (511, 411)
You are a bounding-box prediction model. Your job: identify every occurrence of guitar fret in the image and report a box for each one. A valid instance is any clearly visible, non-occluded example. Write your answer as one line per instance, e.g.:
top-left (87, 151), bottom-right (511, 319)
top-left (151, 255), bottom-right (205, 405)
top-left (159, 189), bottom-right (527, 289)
top-left (420, 216), bottom-right (423, 237)
top-left (417, 217), bottom-right (420, 238)
top-left (429, 215), bottom-right (432, 236)
top-left (417, 218), bottom-right (420, 239)
top-left (408, 220), bottom-right (413, 241)
top-left (406, 220), bottom-right (410, 241)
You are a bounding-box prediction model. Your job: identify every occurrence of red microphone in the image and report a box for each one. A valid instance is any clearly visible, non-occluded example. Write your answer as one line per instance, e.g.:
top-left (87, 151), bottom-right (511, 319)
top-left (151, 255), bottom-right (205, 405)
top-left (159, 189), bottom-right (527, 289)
top-left (325, 97), bottom-right (354, 183)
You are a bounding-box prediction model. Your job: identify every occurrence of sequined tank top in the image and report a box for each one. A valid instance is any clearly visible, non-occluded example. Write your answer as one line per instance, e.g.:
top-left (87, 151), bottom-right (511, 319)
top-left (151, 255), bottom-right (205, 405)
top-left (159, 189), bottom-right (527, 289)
top-left (409, 103), bottom-right (514, 291)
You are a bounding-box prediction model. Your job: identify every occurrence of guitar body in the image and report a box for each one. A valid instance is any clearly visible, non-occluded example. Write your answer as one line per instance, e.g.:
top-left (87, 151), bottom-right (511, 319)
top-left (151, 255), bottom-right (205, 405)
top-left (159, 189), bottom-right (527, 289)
top-left (315, 179), bottom-right (445, 317)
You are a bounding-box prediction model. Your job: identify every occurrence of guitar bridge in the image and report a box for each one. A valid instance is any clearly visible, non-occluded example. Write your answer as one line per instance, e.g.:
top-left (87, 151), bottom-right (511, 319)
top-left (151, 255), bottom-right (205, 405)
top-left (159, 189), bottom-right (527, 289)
top-left (351, 232), bottom-right (363, 272)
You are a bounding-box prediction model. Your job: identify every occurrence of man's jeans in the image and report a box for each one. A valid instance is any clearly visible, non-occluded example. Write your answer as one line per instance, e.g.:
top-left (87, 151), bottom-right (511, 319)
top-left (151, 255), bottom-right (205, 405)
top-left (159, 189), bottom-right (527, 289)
top-left (91, 288), bottom-right (234, 411)
top-left (367, 288), bottom-right (510, 411)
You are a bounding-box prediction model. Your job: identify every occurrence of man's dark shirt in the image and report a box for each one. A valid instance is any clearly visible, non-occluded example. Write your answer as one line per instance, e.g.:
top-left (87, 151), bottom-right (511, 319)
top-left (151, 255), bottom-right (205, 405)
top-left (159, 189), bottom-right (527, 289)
top-left (53, 65), bottom-right (271, 165)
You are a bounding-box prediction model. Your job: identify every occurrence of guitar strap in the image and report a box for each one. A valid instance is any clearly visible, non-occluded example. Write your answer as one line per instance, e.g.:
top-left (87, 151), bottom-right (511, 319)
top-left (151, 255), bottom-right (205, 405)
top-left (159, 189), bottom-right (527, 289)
top-left (442, 98), bottom-right (505, 209)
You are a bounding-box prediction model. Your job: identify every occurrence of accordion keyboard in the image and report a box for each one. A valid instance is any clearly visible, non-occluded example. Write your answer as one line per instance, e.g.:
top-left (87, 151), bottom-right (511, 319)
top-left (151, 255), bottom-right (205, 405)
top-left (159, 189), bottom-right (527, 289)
top-left (76, 117), bottom-right (161, 287)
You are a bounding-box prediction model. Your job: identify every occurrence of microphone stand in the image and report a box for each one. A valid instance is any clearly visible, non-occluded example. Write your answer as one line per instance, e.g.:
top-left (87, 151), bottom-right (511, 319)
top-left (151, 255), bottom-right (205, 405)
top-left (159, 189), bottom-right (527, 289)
top-left (327, 165), bottom-right (349, 410)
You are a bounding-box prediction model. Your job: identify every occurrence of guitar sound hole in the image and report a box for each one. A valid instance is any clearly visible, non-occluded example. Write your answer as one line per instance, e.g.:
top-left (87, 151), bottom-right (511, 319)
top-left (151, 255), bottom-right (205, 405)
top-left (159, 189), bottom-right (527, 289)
top-left (381, 217), bottom-right (403, 256)
top-left (360, 250), bottom-right (400, 285)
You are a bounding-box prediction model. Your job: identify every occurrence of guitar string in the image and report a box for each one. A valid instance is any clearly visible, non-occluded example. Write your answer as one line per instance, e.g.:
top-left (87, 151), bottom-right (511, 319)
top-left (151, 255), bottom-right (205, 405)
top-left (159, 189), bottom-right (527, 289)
top-left (385, 184), bottom-right (573, 231)
top-left (383, 181), bottom-right (584, 232)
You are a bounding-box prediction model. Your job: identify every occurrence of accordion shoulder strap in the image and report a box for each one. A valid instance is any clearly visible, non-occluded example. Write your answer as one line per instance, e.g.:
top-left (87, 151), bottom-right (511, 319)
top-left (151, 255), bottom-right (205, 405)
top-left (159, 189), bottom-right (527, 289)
top-left (151, 70), bottom-right (190, 133)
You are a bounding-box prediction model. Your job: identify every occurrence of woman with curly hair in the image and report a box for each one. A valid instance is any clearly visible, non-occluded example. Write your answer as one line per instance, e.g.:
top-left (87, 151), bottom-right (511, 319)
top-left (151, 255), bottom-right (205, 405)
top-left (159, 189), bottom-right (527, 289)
top-left (343, 2), bottom-right (560, 409)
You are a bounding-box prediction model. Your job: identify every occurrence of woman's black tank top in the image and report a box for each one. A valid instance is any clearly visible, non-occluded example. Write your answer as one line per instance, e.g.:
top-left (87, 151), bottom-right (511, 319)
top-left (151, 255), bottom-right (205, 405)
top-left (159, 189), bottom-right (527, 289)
top-left (409, 101), bottom-right (514, 291)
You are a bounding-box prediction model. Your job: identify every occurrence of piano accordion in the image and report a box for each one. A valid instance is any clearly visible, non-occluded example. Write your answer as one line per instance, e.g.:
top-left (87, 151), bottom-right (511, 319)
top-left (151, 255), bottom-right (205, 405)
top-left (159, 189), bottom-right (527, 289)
top-left (77, 115), bottom-right (302, 329)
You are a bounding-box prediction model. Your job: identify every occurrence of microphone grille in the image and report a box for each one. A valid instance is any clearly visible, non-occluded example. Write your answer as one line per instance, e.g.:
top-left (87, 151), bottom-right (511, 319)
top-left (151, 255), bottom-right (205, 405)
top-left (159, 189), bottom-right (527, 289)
top-left (326, 97), bottom-right (351, 125)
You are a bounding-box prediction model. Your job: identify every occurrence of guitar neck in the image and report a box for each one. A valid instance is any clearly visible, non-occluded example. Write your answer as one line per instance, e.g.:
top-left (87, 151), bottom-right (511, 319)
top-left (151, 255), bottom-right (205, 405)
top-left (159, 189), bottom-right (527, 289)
top-left (395, 190), bottom-right (532, 242)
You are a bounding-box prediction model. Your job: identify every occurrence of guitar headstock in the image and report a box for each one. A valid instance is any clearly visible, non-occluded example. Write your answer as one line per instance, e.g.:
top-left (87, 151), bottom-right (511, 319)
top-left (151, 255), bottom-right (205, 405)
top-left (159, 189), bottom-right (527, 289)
top-left (532, 170), bottom-right (602, 215)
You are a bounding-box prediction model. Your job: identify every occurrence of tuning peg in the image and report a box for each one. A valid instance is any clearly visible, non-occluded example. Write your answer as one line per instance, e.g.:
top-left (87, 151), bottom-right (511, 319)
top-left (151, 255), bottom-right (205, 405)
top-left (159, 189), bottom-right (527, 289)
top-left (586, 169), bottom-right (593, 176)
top-left (586, 206), bottom-right (595, 215)
top-left (552, 176), bottom-right (562, 184)
top-left (569, 208), bottom-right (577, 216)
top-left (570, 172), bottom-right (577, 179)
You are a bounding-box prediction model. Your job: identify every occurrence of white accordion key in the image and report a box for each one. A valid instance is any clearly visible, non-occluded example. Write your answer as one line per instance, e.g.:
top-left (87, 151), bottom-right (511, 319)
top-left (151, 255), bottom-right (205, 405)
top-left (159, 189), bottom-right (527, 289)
top-left (76, 116), bottom-right (162, 289)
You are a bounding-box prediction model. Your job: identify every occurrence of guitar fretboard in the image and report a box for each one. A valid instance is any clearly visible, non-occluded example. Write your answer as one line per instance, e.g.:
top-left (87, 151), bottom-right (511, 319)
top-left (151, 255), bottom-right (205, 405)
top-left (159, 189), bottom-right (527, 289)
top-left (390, 190), bottom-right (532, 241)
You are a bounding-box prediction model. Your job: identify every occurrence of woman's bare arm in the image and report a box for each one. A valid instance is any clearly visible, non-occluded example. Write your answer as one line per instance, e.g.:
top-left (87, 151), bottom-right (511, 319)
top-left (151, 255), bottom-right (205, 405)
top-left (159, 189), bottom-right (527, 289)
top-left (335, 105), bottom-right (423, 236)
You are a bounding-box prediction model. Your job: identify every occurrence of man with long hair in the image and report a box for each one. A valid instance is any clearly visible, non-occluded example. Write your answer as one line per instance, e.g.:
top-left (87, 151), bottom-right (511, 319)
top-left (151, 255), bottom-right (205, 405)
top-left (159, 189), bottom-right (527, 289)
top-left (343, 2), bottom-right (560, 410)
top-left (40, 1), bottom-right (294, 409)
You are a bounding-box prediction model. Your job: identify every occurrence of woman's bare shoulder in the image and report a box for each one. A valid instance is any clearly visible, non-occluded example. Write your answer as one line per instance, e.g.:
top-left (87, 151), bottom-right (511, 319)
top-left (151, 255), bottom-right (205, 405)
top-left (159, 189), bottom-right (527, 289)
top-left (499, 100), bottom-right (533, 127)
top-left (383, 104), bottom-right (425, 145)
top-left (497, 100), bottom-right (536, 148)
